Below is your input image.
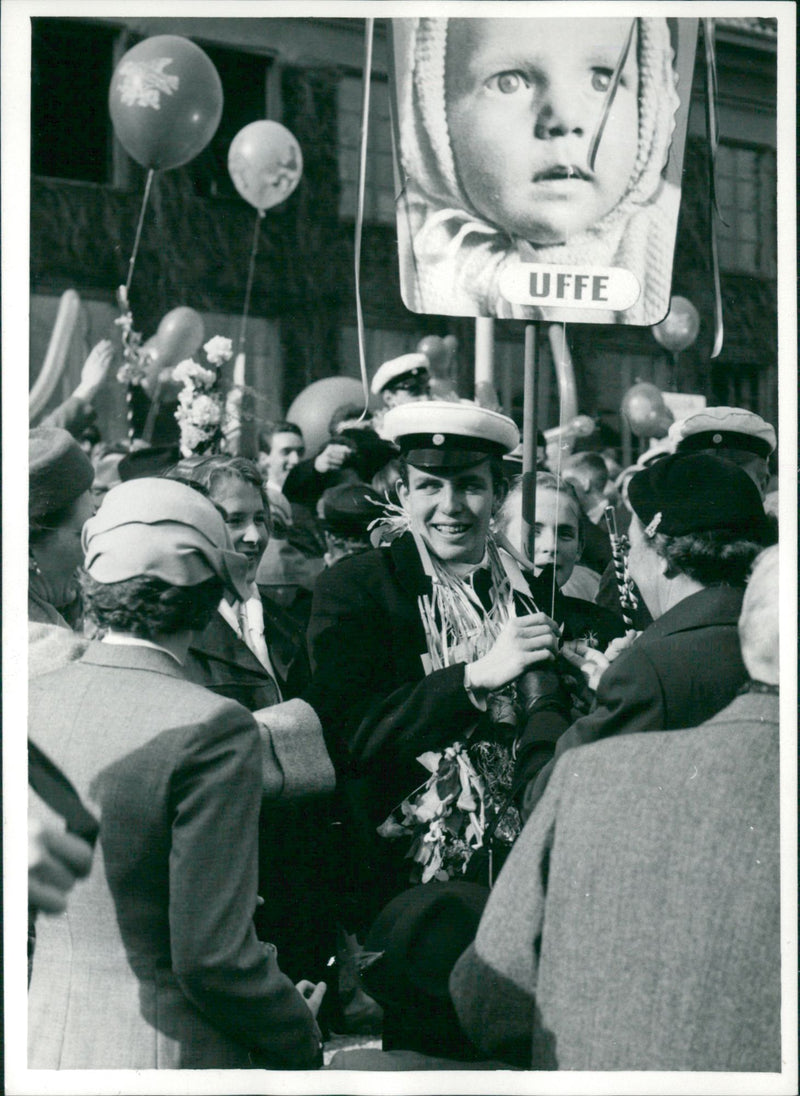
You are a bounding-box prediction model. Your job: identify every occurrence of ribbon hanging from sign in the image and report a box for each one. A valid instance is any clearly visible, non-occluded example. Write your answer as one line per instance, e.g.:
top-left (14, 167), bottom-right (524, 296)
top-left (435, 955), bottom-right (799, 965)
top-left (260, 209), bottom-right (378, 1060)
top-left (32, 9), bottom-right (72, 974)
top-left (702, 18), bottom-right (725, 360)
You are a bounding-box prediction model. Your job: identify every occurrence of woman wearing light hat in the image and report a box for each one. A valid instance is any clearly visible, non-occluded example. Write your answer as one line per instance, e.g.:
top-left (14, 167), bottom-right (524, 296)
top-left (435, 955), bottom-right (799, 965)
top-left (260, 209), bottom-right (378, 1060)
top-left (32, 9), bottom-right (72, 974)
top-left (517, 452), bottom-right (776, 817)
top-left (27, 478), bottom-right (324, 1070)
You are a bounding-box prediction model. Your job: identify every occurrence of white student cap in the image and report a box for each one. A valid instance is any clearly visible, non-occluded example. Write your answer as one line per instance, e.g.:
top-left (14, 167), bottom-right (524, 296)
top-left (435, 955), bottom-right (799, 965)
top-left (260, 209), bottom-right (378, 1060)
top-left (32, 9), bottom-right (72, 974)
top-left (669, 406), bottom-right (776, 460)
top-left (383, 400), bottom-right (519, 471)
top-left (370, 353), bottom-right (430, 396)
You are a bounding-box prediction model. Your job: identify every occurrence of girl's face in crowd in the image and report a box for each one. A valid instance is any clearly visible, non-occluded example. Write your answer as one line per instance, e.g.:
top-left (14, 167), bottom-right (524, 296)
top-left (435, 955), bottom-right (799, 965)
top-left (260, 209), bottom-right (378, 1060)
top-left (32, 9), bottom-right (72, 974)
top-left (533, 488), bottom-right (582, 586)
top-left (445, 18), bottom-right (640, 243)
top-left (209, 478), bottom-right (269, 585)
top-left (501, 486), bottom-right (582, 587)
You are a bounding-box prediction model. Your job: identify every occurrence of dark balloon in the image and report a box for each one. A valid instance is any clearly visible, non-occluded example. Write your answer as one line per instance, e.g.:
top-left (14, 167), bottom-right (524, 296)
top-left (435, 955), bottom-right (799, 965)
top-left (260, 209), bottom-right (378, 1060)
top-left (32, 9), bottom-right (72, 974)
top-left (109, 36), bottom-right (223, 171)
top-left (621, 383), bottom-right (674, 439)
top-left (652, 295), bottom-right (700, 353)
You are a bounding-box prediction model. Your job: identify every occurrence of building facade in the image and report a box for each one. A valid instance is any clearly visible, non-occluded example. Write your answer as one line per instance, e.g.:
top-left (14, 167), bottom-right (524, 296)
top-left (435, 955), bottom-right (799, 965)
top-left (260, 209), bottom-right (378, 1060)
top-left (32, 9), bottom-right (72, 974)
top-left (28, 15), bottom-right (779, 456)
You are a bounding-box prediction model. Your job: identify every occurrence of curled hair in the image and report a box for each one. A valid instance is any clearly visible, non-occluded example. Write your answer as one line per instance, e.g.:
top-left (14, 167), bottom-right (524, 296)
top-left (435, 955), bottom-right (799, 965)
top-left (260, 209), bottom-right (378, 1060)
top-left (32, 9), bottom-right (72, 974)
top-left (652, 525), bottom-right (777, 587)
top-left (166, 455), bottom-right (271, 526)
top-left (81, 573), bottom-right (224, 640)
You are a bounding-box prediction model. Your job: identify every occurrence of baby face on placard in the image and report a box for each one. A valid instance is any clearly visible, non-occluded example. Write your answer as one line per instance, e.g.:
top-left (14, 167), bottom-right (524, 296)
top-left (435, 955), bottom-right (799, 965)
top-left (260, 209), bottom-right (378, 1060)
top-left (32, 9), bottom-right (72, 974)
top-left (445, 18), bottom-right (640, 244)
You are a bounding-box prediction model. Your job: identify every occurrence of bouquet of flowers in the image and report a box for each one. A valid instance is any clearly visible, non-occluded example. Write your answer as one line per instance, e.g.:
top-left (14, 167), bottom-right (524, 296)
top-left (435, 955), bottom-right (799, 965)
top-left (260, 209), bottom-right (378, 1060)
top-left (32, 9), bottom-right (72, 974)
top-left (378, 737), bottom-right (521, 884)
top-left (173, 336), bottom-right (232, 457)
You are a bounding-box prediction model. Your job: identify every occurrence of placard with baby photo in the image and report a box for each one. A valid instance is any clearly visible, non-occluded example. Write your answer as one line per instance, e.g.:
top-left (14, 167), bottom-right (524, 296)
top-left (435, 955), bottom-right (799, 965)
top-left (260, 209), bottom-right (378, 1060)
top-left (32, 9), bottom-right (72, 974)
top-left (391, 16), bottom-right (698, 325)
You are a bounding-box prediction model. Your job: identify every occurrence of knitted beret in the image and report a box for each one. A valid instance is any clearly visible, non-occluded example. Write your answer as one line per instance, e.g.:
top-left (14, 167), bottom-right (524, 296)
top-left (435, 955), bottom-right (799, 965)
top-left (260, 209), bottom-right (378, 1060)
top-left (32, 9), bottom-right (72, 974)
top-left (29, 426), bottom-right (94, 522)
top-left (628, 453), bottom-right (768, 538)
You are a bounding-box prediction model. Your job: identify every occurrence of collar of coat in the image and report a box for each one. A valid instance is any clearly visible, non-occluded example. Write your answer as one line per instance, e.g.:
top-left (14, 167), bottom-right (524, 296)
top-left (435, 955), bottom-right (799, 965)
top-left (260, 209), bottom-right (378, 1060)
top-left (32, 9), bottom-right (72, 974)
top-left (80, 640), bottom-right (185, 680)
top-left (642, 584), bottom-right (745, 641)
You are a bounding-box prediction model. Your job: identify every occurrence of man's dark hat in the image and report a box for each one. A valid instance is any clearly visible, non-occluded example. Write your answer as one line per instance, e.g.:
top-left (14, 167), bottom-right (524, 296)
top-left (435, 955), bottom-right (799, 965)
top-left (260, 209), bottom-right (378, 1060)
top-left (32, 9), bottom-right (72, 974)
top-left (319, 483), bottom-right (384, 538)
top-left (337, 427), bottom-right (399, 482)
top-left (362, 881), bottom-right (489, 1004)
top-left (118, 444), bottom-right (181, 482)
top-left (628, 453), bottom-right (768, 538)
top-left (29, 426), bottom-right (94, 521)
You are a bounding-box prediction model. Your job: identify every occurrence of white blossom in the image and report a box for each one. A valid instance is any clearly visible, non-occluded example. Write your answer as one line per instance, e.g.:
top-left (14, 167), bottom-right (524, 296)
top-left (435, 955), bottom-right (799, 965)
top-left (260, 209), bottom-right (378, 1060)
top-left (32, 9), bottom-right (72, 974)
top-left (203, 335), bottom-right (233, 365)
top-left (173, 359), bottom-right (216, 387)
top-left (188, 394), bottom-right (222, 427)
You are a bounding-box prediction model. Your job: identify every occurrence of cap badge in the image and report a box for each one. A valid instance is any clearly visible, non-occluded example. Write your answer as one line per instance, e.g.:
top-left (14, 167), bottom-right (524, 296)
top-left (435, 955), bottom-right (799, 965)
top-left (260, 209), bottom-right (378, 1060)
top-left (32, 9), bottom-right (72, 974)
top-left (712, 433), bottom-right (722, 445)
top-left (432, 433), bottom-right (445, 447)
top-left (644, 511), bottom-right (662, 538)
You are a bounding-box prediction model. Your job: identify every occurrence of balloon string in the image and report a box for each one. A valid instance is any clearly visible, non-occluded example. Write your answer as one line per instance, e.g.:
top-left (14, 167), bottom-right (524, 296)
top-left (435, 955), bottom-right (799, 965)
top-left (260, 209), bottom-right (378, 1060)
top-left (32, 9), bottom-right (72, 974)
top-left (238, 210), bottom-right (264, 358)
top-left (702, 18), bottom-right (724, 359)
top-left (550, 321), bottom-right (568, 619)
top-left (353, 17), bottom-right (374, 422)
top-left (588, 18), bottom-right (636, 173)
top-left (125, 168), bottom-right (155, 299)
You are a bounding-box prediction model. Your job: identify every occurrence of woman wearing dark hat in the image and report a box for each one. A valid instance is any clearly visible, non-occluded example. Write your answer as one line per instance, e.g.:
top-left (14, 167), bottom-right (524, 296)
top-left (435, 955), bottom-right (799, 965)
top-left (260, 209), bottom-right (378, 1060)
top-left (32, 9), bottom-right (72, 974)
top-left (28, 426), bottom-right (95, 628)
top-left (516, 452), bottom-right (776, 817)
top-left (27, 478), bottom-right (325, 1070)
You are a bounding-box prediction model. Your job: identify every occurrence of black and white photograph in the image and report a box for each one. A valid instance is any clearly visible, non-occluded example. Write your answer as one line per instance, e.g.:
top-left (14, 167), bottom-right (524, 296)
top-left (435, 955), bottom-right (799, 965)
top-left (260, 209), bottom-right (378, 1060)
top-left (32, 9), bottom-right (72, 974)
top-left (3, 2), bottom-right (796, 1094)
top-left (393, 15), bottom-right (695, 324)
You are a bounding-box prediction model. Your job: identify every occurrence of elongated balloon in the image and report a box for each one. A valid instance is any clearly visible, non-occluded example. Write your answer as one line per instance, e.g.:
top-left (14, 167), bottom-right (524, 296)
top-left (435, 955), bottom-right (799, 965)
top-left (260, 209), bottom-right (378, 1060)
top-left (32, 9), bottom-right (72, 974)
top-left (228, 121), bottom-right (303, 211)
top-left (109, 36), bottom-right (223, 170)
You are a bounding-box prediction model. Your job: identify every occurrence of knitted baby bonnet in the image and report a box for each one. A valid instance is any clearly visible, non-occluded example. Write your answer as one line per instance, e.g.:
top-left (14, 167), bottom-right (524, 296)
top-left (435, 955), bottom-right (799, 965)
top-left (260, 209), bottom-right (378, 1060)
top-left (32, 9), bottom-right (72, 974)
top-left (398, 17), bottom-right (682, 319)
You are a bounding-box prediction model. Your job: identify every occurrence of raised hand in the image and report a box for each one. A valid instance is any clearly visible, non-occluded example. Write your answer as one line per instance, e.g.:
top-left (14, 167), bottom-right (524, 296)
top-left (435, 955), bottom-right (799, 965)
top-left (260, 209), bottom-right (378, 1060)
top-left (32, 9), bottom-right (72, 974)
top-left (467, 612), bottom-right (560, 693)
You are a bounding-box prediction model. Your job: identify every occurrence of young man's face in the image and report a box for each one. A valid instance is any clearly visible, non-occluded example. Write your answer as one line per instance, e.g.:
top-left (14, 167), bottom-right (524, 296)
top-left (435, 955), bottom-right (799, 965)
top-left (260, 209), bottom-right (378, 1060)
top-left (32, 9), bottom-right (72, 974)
top-left (258, 431), bottom-right (304, 488)
top-left (445, 18), bottom-right (640, 243)
top-left (398, 460), bottom-right (498, 565)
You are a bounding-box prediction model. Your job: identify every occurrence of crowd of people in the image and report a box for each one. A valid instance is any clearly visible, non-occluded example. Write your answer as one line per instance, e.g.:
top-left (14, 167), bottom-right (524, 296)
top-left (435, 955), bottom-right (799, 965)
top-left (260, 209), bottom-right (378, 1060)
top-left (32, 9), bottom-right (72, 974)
top-left (26, 345), bottom-right (783, 1074)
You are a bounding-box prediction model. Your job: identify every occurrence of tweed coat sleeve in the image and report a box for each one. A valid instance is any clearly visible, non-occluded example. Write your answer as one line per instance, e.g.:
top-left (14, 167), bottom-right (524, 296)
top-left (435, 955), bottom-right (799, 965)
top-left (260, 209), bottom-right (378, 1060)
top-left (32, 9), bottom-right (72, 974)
top-left (169, 702), bottom-right (322, 1068)
top-left (449, 758), bottom-right (567, 1067)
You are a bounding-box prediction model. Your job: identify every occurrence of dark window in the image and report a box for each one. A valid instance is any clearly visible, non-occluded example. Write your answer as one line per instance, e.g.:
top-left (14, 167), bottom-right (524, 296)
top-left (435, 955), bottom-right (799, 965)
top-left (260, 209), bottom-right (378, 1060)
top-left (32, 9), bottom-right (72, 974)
top-left (31, 18), bottom-right (117, 183)
top-left (716, 143), bottom-right (776, 278)
top-left (338, 73), bottom-right (395, 224)
top-left (182, 44), bottom-right (270, 200)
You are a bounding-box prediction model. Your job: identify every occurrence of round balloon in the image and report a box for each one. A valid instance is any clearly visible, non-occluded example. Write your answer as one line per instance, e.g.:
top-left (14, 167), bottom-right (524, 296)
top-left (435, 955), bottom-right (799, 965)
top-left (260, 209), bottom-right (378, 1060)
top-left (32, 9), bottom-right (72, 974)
top-left (417, 335), bottom-right (450, 378)
top-left (652, 295), bottom-right (700, 353)
top-left (287, 376), bottom-right (365, 456)
top-left (621, 383), bottom-right (673, 439)
top-left (228, 121), bottom-right (303, 211)
top-left (143, 307), bottom-right (205, 377)
top-left (109, 36), bottom-right (223, 170)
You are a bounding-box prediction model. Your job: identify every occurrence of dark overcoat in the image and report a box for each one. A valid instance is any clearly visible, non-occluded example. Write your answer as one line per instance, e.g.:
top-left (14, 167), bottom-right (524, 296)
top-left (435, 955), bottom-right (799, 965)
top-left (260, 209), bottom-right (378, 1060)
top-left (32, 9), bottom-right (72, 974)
top-left (184, 589), bottom-right (310, 709)
top-left (305, 533), bottom-right (623, 911)
top-left (519, 583), bottom-right (749, 811)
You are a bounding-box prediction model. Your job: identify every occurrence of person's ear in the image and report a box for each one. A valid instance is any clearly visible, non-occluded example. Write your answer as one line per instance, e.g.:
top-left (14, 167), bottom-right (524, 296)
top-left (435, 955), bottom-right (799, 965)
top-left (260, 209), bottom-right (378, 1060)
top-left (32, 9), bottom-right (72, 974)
top-left (397, 480), bottom-right (410, 508)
